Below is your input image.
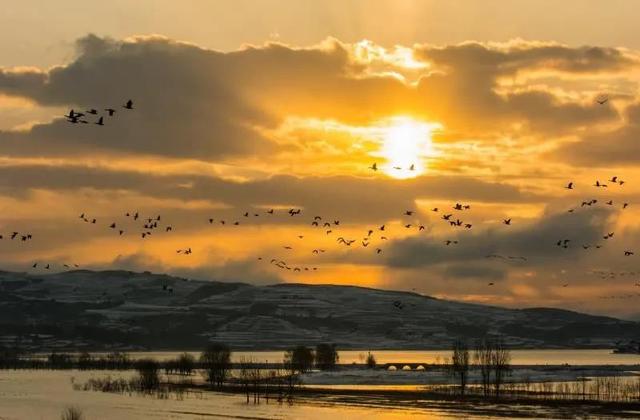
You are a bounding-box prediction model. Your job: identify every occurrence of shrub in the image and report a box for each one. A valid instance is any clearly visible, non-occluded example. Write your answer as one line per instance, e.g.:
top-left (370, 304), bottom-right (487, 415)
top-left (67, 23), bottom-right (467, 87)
top-left (135, 358), bottom-right (160, 391)
top-left (366, 352), bottom-right (376, 369)
top-left (200, 343), bottom-right (231, 387)
top-left (60, 406), bottom-right (84, 420)
top-left (284, 346), bottom-right (315, 374)
top-left (315, 343), bottom-right (339, 370)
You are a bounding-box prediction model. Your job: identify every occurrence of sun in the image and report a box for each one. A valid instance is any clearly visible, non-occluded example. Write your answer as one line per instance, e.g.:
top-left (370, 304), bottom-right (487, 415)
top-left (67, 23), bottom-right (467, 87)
top-left (380, 117), bottom-right (438, 179)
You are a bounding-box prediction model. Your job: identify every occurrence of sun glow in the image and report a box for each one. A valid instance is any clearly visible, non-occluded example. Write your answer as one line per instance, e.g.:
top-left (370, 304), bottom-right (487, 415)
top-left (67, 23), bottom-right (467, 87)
top-left (380, 117), bottom-right (439, 179)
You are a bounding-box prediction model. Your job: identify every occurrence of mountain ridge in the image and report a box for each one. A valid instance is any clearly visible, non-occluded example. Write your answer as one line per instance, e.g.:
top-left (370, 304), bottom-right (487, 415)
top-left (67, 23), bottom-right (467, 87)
top-left (0, 269), bottom-right (637, 351)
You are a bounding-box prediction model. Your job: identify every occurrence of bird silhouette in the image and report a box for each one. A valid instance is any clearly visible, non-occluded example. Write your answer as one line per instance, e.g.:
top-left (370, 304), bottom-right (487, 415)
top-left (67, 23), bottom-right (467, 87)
top-left (123, 99), bottom-right (134, 109)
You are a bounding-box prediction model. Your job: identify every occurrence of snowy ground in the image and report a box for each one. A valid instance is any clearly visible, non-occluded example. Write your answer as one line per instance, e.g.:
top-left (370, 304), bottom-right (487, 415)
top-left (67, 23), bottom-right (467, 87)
top-left (301, 366), bottom-right (640, 386)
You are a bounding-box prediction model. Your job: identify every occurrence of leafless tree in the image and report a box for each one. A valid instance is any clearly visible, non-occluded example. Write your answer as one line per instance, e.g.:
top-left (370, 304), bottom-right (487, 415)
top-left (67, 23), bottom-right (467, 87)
top-left (491, 339), bottom-right (511, 398)
top-left (474, 339), bottom-right (493, 397)
top-left (450, 340), bottom-right (470, 396)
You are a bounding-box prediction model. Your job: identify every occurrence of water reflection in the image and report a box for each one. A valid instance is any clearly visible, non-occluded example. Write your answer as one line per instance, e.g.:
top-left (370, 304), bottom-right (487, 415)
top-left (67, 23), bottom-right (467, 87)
top-left (117, 349), bottom-right (640, 366)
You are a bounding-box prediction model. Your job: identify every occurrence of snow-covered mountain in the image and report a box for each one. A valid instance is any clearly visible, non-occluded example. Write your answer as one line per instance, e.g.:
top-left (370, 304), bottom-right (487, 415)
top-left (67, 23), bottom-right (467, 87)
top-left (0, 269), bottom-right (637, 351)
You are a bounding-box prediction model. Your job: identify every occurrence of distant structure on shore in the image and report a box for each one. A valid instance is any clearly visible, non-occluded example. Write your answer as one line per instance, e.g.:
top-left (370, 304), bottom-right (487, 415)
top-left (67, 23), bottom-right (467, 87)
top-left (613, 340), bottom-right (640, 354)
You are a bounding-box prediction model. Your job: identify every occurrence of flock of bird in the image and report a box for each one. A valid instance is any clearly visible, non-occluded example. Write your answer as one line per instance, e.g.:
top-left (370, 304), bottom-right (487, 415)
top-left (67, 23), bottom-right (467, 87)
top-left (5, 93), bottom-right (639, 307)
top-left (64, 99), bottom-right (134, 125)
top-left (0, 232), bottom-right (33, 242)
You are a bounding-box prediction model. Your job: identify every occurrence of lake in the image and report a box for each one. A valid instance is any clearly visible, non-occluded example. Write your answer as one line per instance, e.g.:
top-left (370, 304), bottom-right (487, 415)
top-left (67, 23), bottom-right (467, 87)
top-left (4, 349), bottom-right (639, 419)
top-left (0, 370), bottom-right (506, 420)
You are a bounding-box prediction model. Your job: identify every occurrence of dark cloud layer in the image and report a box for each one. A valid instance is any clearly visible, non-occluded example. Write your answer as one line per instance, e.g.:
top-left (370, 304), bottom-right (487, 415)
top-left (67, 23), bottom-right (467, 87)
top-left (0, 163), bottom-right (544, 223)
top-left (386, 207), bottom-right (614, 268)
top-left (555, 103), bottom-right (640, 166)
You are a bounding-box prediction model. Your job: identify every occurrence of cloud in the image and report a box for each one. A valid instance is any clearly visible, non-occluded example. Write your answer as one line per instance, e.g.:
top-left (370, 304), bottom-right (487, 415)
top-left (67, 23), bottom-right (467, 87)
top-left (0, 163), bottom-right (544, 225)
top-left (386, 207), bottom-right (614, 268)
top-left (412, 41), bottom-right (625, 134)
top-left (554, 103), bottom-right (640, 166)
top-left (0, 36), bottom-right (632, 164)
top-left (0, 34), bottom-right (639, 317)
top-left (110, 252), bottom-right (281, 285)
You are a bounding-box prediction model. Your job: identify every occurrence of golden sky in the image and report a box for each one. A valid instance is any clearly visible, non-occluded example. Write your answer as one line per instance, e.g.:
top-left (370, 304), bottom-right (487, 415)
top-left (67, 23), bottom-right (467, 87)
top-left (2, 1), bottom-right (640, 318)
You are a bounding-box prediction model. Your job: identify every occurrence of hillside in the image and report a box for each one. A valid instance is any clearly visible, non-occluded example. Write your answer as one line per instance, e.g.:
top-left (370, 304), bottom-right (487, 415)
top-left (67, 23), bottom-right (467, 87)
top-left (0, 270), bottom-right (638, 351)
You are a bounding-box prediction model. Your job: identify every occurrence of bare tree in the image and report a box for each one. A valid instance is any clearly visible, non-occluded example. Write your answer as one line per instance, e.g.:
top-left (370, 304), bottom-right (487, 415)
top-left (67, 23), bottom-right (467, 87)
top-left (238, 356), bottom-right (252, 403)
top-left (450, 340), bottom-right (470, 396)
top-left (491, 339), bottom-right (511, 398)
top-left (474, 339), bottom-right (493, 397)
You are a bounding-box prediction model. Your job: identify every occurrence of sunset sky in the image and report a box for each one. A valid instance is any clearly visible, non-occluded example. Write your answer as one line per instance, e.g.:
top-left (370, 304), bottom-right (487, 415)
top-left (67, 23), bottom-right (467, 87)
top-left (2, 1), bottom-right (640, 318)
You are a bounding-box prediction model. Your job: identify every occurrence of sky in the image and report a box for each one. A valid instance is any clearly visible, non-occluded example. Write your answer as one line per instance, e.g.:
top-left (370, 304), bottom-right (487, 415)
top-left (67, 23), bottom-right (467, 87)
top-left (1, 1), bottom-right (640, 318)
